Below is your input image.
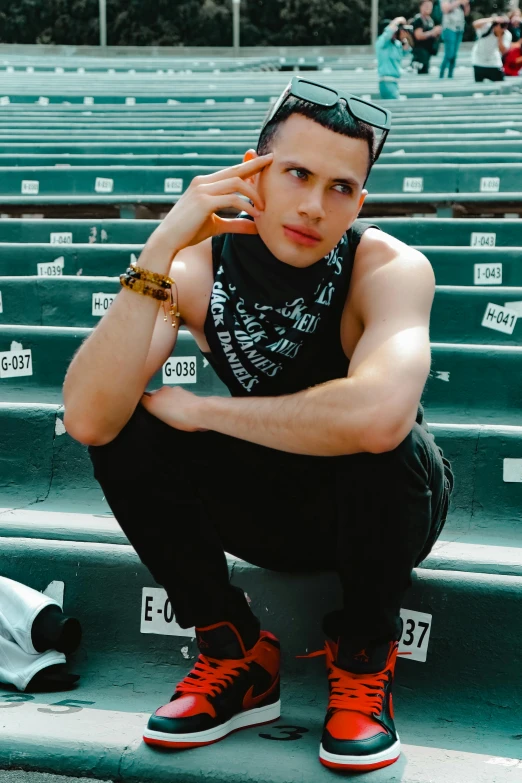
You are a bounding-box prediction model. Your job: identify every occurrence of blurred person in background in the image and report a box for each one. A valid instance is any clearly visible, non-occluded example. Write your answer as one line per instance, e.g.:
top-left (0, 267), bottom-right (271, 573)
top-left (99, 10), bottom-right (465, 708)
top-left (439, 0), bottom-right (470, 78)
top-left (376, 17), bottom-right (414, 99)
top-left (411, 1), bottom-right (443, 73)
top-left (472, 15), bottom-right (512, 81)
top-left (508, 8), bottom-right (521, 42)
top-left (503, 37), bottom-right (522, 75)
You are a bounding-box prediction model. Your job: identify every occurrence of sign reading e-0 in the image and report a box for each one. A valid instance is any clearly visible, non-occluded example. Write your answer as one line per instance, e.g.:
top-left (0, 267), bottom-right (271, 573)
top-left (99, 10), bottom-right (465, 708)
top-left (141, 587), bottom-right (195, 637)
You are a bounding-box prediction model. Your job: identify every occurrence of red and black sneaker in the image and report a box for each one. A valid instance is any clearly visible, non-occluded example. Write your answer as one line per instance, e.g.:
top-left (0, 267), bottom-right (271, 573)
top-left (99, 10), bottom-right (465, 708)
top-left (301, 633), bottom-right (410, 772)
top-left (143, 620), bottom-right (280, 749)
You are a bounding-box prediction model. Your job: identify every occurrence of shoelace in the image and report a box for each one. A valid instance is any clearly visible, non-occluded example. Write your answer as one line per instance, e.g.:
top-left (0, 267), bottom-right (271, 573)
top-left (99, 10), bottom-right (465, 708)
top-left (297, 642), bottom-right (411, 715)
top-left (175, 652), bottom-right (253, 699)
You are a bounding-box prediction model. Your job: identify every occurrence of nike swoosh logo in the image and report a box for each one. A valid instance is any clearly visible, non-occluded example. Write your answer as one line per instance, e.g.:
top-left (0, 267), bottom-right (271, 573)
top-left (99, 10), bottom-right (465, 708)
top-left (242, 675), bottom-right (279, 711)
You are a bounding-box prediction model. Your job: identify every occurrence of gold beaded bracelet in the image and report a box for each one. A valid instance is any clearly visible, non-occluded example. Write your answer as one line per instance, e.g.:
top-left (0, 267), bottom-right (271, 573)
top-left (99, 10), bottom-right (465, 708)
top-left (130, 261), bottom-right (174, 288)
top-left (119, 272), bottom-right (181, 329)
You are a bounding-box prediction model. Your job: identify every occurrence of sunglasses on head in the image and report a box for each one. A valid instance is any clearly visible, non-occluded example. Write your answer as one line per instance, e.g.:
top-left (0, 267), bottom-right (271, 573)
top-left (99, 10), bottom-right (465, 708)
top-left (258, 76), bottom-right (392, 165)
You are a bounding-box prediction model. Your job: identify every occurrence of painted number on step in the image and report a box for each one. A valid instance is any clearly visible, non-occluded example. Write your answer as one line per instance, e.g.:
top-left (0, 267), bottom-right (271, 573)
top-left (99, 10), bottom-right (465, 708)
top-left (474, 263), bottom-right (502, 285)
top-left (164, 178), bottom-right (183, 194)
top-left (259, 725), bottom-right (309, 742)
top-left (50, 232), bottom-right (73, 245)
top-left (141, 587), bottom-right (195, 637)
top-left (37, 256), bottom-right (64, 276)
top-left (95, 177), bottom-right (114, 193)
top-left (403, 177), bottom-right (423, 193)
top-left (471, 232), bottom-right (496, 248)
top-left (21, 180), bottom-right (39, 195)
top-left (481, 303), bottom-right (518, 335)
top-left (162, 356), bottom-right (197, 385)
top-left (0, 693), bottom-right (94, 713)
top-left (92, 293), bottom-right (117, 316)
top-left (0, 349), bottom-right (33, 379)
top-left (398, 608), bottom-right (432, 662)
top-left (480, 177), bottom-right (500, 193)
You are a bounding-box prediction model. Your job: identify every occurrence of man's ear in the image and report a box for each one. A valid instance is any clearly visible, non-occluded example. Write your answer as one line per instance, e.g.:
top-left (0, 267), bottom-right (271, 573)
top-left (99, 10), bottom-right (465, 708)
top-left (357, 190), bottom-right (368, 215)
top-left (243, 148), bottom-right (260, 185)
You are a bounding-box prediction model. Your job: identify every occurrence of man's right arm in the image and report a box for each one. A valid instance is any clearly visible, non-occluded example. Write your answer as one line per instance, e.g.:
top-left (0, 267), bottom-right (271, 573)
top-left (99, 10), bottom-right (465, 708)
top-left (62, 153), bottom-right (272, 447)
top-left (63, 231), bottom-right (186, 447)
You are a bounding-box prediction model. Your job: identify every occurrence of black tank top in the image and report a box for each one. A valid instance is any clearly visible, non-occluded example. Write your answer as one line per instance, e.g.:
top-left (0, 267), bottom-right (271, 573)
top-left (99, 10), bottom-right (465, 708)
top-left (203, 219), bottom-right (378, 398)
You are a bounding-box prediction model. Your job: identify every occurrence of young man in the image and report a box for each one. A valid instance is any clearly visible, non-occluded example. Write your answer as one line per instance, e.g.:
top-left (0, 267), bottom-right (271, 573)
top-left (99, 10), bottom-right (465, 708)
top-left (63, 78), bottom-right (454, 773)
top-left (411, 0), bottom-right (442, 74)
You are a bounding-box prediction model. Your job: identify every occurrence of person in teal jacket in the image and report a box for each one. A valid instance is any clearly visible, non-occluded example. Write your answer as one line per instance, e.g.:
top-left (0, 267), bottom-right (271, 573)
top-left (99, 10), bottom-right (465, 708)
top-left (376, 16), bottom-right (413, 99)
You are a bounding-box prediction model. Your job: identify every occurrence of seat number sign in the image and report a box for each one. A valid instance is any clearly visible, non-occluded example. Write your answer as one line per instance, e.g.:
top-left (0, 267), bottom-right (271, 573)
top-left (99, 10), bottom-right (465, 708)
top-left (471, 232), bottom-right (496, 247)
top-left (37, 256), bottom-right (64, 276)
top-left (162, 356), bottom-right (197, 384)
top-left (141, 588), bottom-right (195, 637)
top-left (92, 293), bottom-right (117, 316)
top-left (474, 263), bottom-right (502, 285)
top-left (21, 180), bottom-right (39, 195)
top-left (95, 177), bottom-right (114, 193)
top-left (0, 350), bottom-right (33, 378)
top-left (398, 608), bottom-right (432, 662)
top-left (480, 177), bottom-right (500, 193)
top-left (403, 177), bottom-right (423, 193)
top-left (164, 178), bottom-right (183, 194)
top-left (482, 303), bottom-right (518, 335)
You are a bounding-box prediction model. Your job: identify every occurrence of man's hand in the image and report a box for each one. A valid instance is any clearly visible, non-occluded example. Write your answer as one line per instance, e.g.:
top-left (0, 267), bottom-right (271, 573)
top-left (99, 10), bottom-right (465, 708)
top-left (140, 387), bottom-right (208, 432)
top-left (152, 154), bottom-right (273, 255)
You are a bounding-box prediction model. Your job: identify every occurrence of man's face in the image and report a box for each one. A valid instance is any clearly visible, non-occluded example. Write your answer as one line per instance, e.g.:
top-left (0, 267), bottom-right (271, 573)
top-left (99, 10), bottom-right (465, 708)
top-left (421, 1), bottom-right (433, 15)
top-left (244, 114), bottom-right (369, 268)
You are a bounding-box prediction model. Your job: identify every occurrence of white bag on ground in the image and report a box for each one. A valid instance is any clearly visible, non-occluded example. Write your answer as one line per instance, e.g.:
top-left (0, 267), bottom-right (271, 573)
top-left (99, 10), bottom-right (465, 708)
top-left (0, 576), bottom-right (66, 691)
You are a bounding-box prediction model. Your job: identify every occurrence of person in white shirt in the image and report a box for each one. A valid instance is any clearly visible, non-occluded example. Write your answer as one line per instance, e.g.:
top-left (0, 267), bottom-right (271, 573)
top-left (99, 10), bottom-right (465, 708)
top-left (439, 0), bottom-right (470, 78)
top-left (472, 15), bottom-right (512, 81)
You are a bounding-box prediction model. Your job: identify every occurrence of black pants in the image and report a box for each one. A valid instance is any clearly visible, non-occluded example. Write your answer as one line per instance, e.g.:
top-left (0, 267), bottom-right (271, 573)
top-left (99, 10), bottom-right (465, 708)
top-left (89, 403), bottom-right (454, 646)
top-left (412, 47), bottom-right (432, 74)
top-left (474, 65), bottom-right (505, 82)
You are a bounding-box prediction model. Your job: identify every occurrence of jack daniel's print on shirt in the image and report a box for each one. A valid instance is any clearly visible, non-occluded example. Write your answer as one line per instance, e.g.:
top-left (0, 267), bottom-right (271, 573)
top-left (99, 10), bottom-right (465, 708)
top-left (203, 218), bottom-right (380, 398)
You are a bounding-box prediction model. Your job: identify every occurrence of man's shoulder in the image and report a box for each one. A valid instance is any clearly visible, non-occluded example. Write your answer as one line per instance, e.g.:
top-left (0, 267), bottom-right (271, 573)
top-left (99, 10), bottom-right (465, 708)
top-left (355, 226), bottom-right (431, 271)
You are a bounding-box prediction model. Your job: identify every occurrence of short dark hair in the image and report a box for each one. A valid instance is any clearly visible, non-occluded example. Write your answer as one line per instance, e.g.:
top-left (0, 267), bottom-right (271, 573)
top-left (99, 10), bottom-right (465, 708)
top-left (256, 95), bottom-right (377, 181)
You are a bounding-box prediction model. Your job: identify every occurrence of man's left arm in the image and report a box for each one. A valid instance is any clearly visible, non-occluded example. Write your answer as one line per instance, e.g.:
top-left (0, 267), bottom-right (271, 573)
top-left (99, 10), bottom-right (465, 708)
top-left (142, 233), bottom-right (434, 456)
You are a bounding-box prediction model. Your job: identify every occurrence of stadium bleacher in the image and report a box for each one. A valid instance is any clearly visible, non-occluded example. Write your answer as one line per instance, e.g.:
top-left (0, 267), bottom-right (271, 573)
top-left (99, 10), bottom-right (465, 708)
top-left (0, 46), bottom-right (521, 783)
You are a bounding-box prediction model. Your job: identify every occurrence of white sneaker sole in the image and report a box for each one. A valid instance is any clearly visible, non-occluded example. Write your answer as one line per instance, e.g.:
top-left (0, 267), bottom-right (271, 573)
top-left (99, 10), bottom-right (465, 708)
top-left (319, 735), bottom-right (401, 770)
top-left (143, 700), bottom-right (281, 748)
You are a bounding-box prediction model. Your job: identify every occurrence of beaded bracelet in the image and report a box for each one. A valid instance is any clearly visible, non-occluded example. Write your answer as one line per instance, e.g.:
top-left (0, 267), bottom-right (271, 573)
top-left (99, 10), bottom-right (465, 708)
top-left (119, 272), bottom-right (181, 329)
top-left (120, 273), bottom-right (169, 301)
top-left (130, 261), bottom-right (174, 288)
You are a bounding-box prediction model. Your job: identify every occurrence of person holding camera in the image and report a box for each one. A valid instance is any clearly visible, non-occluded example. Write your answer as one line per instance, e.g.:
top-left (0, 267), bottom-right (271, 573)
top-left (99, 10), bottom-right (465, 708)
top-left (376, 16), bottom-right (413, 99)
top-left (411, 0), bottom-right (443, 74)
top-left (472, 15), bottom-right (512, 81)
top-left (439, 0), bottom-right (470, 78)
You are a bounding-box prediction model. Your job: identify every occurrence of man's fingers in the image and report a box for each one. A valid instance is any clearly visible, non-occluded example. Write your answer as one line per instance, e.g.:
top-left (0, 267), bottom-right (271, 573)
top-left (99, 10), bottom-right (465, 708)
top-left (203, 176), bottom-right (264, 212)
top-left (195, 154), bottom-right (273, 185)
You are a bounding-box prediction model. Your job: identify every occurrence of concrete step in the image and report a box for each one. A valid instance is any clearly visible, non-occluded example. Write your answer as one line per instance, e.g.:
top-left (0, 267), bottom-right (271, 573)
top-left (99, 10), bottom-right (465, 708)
top-left (0, 407), bottom-right (521, 545)
top-left (0, 217), bottom-right (520, 246)
top-left (0, 678), bottom-right (520, 783)
top-left (4, 278), bottom-right (522, 346)
top-left (1, 245), bottom-right (519, 285)
top-left (0, 534), bottom-right (519, 707)
top-left (0, 325), bottom-right (520, 424)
